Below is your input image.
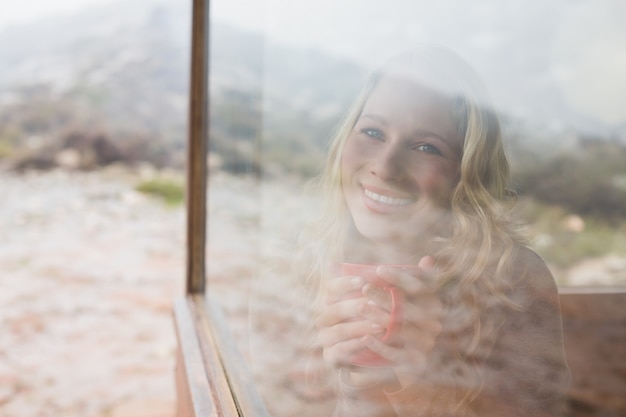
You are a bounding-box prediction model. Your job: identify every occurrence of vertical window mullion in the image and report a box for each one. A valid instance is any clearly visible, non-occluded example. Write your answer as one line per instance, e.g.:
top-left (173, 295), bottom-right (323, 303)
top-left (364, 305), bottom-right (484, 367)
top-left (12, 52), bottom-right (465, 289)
top-left (186, 0), bottom-right (210, 294)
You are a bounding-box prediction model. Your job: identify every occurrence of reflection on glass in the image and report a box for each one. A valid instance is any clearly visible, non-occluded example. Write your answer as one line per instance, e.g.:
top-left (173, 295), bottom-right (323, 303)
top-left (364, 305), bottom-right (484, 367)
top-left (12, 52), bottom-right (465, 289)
top-left (205, 1), bottom-right (626, 416)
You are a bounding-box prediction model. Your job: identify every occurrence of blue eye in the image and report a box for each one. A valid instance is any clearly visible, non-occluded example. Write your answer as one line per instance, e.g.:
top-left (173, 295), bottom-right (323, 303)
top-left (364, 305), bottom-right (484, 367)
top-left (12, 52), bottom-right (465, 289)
top-left (416, 143), bottom-right (442, 155)
top-left (361, 128), bottom-right (384, 140)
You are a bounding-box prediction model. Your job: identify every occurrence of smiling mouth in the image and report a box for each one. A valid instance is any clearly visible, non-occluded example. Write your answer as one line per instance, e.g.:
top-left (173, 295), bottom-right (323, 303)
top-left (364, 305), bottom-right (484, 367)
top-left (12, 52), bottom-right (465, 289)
top-left (364, 188), bottom-right (414, 206)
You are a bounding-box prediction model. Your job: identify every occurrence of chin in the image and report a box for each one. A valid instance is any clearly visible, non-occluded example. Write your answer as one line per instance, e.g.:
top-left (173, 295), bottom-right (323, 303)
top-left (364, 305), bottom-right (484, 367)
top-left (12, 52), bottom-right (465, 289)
top-left (353, 218), bottom-right (408, 243)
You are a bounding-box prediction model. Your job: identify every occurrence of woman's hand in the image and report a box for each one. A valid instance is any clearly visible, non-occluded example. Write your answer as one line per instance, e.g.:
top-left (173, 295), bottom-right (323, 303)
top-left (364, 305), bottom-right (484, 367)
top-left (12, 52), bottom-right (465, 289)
top-left (315, 256), bottom-right (442, 390)
top-left (315, 272), bottom-right (387, 368)
top-left (359, 256), bottom-right (443, 389)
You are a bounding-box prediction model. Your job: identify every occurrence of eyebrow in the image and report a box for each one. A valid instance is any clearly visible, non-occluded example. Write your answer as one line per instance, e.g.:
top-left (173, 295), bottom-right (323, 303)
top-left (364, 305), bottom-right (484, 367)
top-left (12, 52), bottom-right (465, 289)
top-left (360, 114), bottom-right (389, 126)
top-left (360, 114), bottom-right (448, 143)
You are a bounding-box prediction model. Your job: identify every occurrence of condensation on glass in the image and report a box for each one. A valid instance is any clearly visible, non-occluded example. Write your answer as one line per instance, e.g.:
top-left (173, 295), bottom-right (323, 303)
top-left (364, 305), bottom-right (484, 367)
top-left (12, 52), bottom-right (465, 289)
top-left (201, 2), bottom-right (626, 416)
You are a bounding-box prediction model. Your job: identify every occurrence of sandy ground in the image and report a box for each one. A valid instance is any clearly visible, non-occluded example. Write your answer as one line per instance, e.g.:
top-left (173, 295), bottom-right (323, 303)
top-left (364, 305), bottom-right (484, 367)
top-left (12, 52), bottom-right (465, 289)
top-left (2, 168), bottom-right (624, 417)
top-left (1, 168), bottom-right (185, 417)
top-left (0, 168), bottom-right (330, 417)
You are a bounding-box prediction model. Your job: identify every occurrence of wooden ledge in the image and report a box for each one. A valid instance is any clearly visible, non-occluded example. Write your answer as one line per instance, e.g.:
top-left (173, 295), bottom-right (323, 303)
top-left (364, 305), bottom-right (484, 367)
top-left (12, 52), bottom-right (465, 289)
top-left (559, 285), bottom-right (626, 295)
top-left (174, 295), bottom-right (270, 417)
top-left (558, 287), bottom-right (626, 416)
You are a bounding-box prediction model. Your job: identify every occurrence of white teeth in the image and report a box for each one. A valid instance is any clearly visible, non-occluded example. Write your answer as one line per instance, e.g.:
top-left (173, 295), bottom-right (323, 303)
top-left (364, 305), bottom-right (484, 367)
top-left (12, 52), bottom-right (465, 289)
top-left (364, 189), bottom-right (413, 206)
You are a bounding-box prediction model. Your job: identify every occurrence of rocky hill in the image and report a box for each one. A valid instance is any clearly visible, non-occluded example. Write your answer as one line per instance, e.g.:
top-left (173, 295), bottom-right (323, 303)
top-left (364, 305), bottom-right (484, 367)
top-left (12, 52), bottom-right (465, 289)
top-left (0, 0), bottom-right (367, 175)
top-left (0, 0), bottom-right (624, 177)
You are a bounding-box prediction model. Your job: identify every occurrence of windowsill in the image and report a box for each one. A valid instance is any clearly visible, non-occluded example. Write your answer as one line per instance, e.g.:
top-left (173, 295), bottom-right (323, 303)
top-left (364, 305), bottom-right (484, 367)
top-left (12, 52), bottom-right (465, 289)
top-left (173, 295), bottom-right (270, 417)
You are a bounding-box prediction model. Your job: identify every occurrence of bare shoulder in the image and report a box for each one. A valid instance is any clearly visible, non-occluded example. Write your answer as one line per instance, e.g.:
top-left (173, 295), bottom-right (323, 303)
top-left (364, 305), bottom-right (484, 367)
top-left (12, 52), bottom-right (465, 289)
top-left (507, 245), bottom-right (561, 307)
top-left (480, 246), bottom-right (570, 417)
top-left (511, 246), bottom-right (558, 290)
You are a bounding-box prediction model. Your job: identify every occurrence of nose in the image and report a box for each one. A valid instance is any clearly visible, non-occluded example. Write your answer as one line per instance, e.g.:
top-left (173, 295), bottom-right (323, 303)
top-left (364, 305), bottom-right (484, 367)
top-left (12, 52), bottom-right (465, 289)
top-left (370, 143), bottom-right (407, 182)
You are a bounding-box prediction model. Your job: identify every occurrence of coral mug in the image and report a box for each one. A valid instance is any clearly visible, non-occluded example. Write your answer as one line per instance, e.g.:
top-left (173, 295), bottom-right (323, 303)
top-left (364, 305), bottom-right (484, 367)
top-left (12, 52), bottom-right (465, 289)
top-left (340, 263), bottom-right (410, 367)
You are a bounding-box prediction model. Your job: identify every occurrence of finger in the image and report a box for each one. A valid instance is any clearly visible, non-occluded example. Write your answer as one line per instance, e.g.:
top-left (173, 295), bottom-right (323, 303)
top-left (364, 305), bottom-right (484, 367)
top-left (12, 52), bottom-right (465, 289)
top-left (376, 265), bottom-right (435, 296)
top-left (375, 266), bottom-right (422, 294)
top-left (418, 255), bottom-right (435, 270)
top-left (323, 275), bottom-right (365, 304)
top-left (316, 319), bottom-right (385, 348)
top-left (341, 367), bottom-right (398, 388)
top-left (323, 338), bottom-right (369, 367)
top-left (415, 256), bottom-right (437, 287)
top-left (357, 297), bottom-right (392, 328)
top-left (362, 283), bottom-right (393, 313)
top-left (360, 286), bottom-right (400, 339)
top-left (361, 334), bottom-right (428, 369)
top-left (402, 296), bottom-right (443, 335)
top-left (359, 334), bottom-right (406, 365)
top-left (399, 308), bottom-right (442, 356)
top-left (315, 298), bottom-right (367, 328)
top-left (403, 318), bottom-right (442, 338)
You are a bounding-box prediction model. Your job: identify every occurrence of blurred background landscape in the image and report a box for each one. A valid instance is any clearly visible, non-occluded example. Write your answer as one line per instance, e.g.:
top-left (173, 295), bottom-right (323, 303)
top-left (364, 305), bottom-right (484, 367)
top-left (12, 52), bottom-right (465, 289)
top-left (1, 0), bottom-right (625, 416)
top-left (2, 0), bottom-right (625, 273)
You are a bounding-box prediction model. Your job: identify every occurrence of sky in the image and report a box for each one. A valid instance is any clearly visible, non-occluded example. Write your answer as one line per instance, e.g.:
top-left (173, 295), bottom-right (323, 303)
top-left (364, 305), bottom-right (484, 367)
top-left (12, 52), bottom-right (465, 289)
top-left (209, 0), bottom-right (626, 126)
top-left (1, 0), bottom-right (624, 126)
top-left (0, 0), bottom-right (117, 28)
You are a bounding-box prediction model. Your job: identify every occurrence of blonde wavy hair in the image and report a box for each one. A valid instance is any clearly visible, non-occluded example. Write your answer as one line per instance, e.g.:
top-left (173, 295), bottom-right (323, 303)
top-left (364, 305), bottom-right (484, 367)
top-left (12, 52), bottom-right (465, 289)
top-left (296, 45), bottom-right (524, 414)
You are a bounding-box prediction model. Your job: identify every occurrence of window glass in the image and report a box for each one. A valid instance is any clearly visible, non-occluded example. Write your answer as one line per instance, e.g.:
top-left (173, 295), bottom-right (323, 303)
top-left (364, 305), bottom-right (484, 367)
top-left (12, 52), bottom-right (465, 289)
top-left (205, 1), bottom-right (626, 416)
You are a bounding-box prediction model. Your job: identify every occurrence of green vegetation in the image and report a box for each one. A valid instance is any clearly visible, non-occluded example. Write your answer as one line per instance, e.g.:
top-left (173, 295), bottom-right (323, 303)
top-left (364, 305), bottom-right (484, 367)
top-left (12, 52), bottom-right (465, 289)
top-left (517, 198), bottom-right (626, 267)
top-left (0, 140), bottom-right (14, 158)
top-left (508, 136), bottom-right (626, 268)
top-left (513, 139), bottom-right (626, 223)
top-left (135, 177), bottom-right (185, 206)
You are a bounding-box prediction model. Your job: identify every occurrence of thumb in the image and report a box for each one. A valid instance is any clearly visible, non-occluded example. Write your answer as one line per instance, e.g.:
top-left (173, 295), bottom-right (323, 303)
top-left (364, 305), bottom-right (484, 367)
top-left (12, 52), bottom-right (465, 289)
top-left (418, 255), bottom-right (435, 270)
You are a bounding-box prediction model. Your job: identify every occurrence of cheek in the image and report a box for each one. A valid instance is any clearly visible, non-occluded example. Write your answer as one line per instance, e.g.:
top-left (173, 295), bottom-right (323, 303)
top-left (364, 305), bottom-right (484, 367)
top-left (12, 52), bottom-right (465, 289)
top-left (415, 164), bottom-right (458, 203)
top-left (340, 137), bottom-right (364, 177)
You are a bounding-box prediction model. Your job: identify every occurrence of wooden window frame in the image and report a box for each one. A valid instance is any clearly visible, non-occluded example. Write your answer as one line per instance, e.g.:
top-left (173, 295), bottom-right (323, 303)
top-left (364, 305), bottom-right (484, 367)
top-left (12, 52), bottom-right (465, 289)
top-left (173, 0), bottom-right (268, 415)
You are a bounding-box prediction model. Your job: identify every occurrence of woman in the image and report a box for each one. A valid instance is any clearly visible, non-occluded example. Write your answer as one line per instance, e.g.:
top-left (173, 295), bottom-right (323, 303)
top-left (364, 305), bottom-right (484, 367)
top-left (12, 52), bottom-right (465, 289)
top-left (298, 45), bottom-right (570, 416)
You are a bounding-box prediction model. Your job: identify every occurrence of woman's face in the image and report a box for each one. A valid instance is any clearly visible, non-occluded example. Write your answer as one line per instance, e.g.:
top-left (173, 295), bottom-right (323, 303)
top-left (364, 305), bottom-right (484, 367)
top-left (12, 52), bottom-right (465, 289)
top-left (341, 74), bottom-right (461, 252)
